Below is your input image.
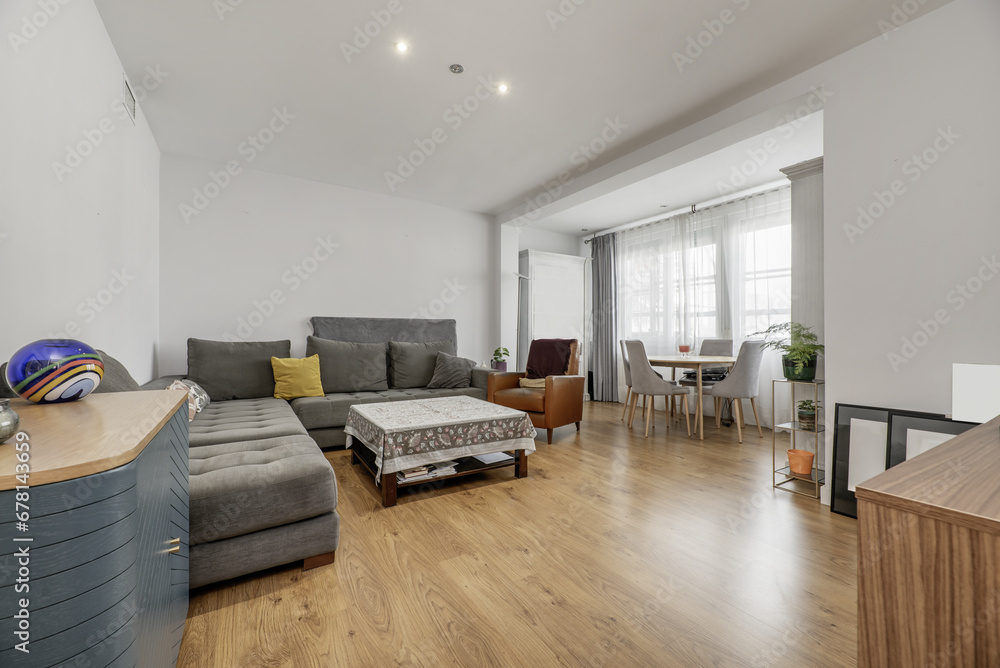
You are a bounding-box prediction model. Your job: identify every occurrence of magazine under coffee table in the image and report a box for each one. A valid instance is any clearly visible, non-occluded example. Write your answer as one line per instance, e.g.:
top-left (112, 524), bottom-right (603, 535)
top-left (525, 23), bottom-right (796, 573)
top-left (345, 396), bottom-right (538, 507)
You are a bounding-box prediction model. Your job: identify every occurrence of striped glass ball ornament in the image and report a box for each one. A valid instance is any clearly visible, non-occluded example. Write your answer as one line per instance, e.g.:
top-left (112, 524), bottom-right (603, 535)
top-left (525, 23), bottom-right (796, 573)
top-left (6, 339), bottom-right (104, 404)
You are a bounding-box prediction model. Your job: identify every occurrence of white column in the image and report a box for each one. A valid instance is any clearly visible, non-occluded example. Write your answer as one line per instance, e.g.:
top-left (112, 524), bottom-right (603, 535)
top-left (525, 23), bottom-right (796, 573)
top-left (781, 157), bottom-right (825, 339)
top-left (499, 223), bottom-right (520, 368)
top-left (780, 157), bottom-right (826, 501)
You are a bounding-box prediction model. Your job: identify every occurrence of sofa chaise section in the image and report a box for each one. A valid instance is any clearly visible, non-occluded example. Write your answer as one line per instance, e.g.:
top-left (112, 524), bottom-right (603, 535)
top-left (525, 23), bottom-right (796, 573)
top-left (187, 433), bottom-right (339, 588)
top-left (177, 338), bottom-right (340, 587)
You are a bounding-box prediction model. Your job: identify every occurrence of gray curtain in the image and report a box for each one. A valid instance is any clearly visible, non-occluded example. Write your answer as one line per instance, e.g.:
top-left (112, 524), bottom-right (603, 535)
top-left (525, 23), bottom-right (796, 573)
top-left (591, 234), bottom-right (618, 401)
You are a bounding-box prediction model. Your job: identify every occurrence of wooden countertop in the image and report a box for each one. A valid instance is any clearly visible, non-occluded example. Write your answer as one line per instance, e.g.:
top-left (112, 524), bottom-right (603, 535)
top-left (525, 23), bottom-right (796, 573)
top-left (0, 390), bottom-right (188, 490)
top-left (855, 413), bottom-right (1000, 535)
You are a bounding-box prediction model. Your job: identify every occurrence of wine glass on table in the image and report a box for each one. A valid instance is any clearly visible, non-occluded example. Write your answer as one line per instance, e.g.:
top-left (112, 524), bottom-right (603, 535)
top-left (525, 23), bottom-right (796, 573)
top-left (678, 343), bottom-right (692, 358)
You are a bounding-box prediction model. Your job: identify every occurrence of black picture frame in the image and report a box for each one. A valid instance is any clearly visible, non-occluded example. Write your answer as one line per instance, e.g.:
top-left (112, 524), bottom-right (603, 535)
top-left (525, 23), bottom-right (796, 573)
top-left (886, 413), bottom-right (979, 469)
top-left (830, 404), bottom-right (943, 519)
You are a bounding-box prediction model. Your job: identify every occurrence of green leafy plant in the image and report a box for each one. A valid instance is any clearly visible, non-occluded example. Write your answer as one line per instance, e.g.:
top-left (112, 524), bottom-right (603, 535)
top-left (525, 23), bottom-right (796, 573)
top-left (797, 399), bottom-right (821, 413)
top-left (492, 346), bottom-right (510, 363)
top-left (752, 322), bottom-right (824, 372)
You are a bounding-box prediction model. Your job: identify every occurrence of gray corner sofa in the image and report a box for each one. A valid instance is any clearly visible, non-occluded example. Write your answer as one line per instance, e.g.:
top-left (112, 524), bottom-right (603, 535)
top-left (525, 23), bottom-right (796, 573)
top-left (0, 318), bottom-right (488, 589)
top-left (160, 317), bottom-right (489, 587)
top-left (293, 317), bottom-right (491, 448)
top-left (143, 338), bottom-right (341, 589)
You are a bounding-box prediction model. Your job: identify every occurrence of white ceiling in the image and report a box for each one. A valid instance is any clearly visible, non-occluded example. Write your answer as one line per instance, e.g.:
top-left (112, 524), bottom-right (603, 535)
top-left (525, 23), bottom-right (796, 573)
top-left (94, 1), bottom-right (952, 230)
top-left (541, 111), bottom-right (823, 235)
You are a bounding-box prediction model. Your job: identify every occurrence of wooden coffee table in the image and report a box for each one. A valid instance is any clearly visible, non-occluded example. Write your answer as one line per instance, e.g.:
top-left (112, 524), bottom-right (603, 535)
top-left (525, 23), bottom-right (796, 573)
top-left (345, 396), bottom-right (537, 507)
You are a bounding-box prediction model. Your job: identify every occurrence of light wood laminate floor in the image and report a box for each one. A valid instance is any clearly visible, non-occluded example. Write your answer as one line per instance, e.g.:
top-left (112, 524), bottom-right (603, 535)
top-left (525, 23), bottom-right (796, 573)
top-left (178, 401), bottom-right (857, 667)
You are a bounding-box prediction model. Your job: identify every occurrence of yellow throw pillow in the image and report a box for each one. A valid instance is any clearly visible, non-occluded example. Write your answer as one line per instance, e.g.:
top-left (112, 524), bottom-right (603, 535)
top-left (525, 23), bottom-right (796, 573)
top-left (272, 355), bottom-right (324, 400)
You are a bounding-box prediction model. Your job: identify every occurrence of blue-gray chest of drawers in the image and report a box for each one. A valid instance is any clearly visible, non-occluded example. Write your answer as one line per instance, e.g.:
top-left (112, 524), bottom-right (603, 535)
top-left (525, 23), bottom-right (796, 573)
top-left (0, 400), bottom-right (189, 667)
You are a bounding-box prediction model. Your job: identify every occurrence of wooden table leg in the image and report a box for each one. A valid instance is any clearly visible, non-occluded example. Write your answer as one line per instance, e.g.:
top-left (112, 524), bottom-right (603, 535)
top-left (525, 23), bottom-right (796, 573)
top-left (381, 471), bottom-right (398, 507)
top-left (696, 364), bottom-right (704, 440)
top-left (514, 450), bottom-right (528, 478)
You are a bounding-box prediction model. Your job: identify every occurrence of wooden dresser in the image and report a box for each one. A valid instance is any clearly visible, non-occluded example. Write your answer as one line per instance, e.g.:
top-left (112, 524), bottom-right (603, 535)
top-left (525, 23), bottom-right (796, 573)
top-left (0, 391), bottom-right (190, 668)
top-left (856, 414), bottom-right (1000, 667)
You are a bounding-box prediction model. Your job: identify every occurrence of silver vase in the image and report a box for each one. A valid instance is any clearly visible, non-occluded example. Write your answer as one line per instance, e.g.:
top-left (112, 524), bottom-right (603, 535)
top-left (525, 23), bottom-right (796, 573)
top-left (0, 399), bottom-right (20, 444)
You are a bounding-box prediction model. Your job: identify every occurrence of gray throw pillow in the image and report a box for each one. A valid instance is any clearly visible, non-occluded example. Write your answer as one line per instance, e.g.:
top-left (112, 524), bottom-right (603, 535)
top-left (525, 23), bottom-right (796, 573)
top-left (93, 350), bottom-right (142, 393)
top-left (187, 338), bottom-right (291, 401)
top-left (426, 352), bottom-right (476, 389)
top-left (306, 336), bottom-right (388, 393)
top-left (388, 340), bottom-right (456, 389)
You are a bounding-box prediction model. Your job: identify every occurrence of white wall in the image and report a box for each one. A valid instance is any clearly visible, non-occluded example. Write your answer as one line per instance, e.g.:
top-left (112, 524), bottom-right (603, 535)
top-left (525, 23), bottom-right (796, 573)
top-left (499, 224), bottom-right (520, 367)
top-left (820, 0), bottom-right (1000, 499)
top-left (518, 225), bottom-right (586, 257)
top-left (0, 0), bottom-right (161, 380)
top-left (158, 154), bottom-right (496, 374)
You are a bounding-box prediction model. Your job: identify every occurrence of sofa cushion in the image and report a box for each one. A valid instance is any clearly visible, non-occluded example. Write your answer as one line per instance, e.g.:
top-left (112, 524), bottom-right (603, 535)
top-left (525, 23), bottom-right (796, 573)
top-left (189, 397), bottom-right (307, 447)
top-left (271, 355), bottom-right (324, 400)
top-left (306, 336), bottom-right (388, 393)
top-left (427, 352), bottom-right (476, 389)
top-left (188, 434), bottom-right (337, 545)
top-left (181, 379), bottom-right (211, 412)
top-left (388, 340), bottom-right (456, 389)
top-left (492, 387), bottom-right (546, 413)
top-left (291, 387), bottom-right (485, 430)
top-left (168, 379), bottom-right (198, 421)
top-left (188, 338), bottom-right (291, 401)
top-left (93, 350), bottom-right (142, 393)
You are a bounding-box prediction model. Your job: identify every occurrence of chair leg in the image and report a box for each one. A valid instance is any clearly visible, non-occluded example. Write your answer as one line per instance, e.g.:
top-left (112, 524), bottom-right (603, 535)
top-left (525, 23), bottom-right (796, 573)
top-left (733, 400), bottom-right (744, 444)
top-left (644, 396), bottom-right (653, 438)
top-left (621, 387), bottom-right (631, 421)
top-left (627, 393), bottom-right (639, 428)
top-left (642, 394), bottom-right (647, 420)
top-left (547, 429), bottom-right (553, 444)
top-left (682, 394), bottom-right (691, 437)
top-left (715, 397), bottom-right (721, 428)
top-left (750, 398), bottom-right (763, 438)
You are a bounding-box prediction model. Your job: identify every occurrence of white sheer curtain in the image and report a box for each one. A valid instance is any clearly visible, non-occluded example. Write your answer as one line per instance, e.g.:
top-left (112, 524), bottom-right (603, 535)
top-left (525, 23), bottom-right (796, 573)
top-left (616, 187), bottom-right (792, 426)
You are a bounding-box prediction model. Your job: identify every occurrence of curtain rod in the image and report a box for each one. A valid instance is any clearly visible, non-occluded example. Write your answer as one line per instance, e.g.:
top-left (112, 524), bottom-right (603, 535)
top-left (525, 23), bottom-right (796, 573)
top-left (583, 179), bottom-right (789, 243)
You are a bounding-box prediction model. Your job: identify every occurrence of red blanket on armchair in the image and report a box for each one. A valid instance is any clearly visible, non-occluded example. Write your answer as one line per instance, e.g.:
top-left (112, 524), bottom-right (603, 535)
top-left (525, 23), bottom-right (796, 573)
top-left (525, 339), bottom-right (574, 379)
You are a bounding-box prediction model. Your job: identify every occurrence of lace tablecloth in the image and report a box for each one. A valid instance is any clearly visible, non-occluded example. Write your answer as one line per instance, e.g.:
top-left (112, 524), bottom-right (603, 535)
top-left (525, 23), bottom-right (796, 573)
top-left (345, 396), bottom-right (537, 478)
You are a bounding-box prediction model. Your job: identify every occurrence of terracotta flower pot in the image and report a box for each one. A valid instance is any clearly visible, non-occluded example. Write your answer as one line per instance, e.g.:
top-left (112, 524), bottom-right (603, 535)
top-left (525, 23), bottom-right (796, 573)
top-left (787, 449), bottom-right (815, 478)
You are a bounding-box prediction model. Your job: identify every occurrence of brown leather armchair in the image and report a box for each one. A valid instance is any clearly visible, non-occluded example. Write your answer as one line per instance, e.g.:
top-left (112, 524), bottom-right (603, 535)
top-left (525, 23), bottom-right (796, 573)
top-left (487, 339), bottom-right (585, 444)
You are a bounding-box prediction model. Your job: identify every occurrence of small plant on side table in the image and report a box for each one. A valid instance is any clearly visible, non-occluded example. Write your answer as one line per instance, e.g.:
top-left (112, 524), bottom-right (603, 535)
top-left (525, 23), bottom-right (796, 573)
top-left (797, 399), bottom-right (821, 431)
top-left (752, 322), bottom-right (825, 381)
top-left (491, 347), bottom-right (510, 372)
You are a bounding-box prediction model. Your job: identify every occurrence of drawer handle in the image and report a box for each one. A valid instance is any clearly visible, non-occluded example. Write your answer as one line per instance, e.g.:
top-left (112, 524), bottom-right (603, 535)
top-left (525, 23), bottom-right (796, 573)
top-left (167, 546), bottom-right (181, 554)
top-left (168, 537), bottom-right (181, 545)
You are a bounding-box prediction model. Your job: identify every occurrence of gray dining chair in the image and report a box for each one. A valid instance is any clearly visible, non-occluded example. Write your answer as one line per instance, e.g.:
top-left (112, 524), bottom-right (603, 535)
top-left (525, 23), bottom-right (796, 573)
top-left (620, 339), bottom-right (633, 422)
top-left (704, 339), bottom-right (765, 443)
top-left (676, 338), bottom-right (733, 418)
top-left (625, 340), bottom-right (691, 438)
top-left (621, 339), bottom-right (670, 426)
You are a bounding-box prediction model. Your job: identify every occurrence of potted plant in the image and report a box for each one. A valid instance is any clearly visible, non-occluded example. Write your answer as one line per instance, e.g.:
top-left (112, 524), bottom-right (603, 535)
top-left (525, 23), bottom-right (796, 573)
top-left (797, 399), bottom-right (820, 431)
top-left (491, 346), bottom-right (510, 372)
top-left (752, 322), bottom-right (824, 381)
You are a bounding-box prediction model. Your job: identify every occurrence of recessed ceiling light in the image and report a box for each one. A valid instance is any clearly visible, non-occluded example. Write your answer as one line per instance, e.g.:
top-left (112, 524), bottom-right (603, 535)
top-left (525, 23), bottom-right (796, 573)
top-left (581, 228), bottom-right (589, 232)
top-left (395, 42), bottom-right (409, 53)
top-left (659, 204), bottom-right (670, 208)
top-left (498, 83), bottom-right (509, 94)
top-left (450, 64), bottom-right (464, 74)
